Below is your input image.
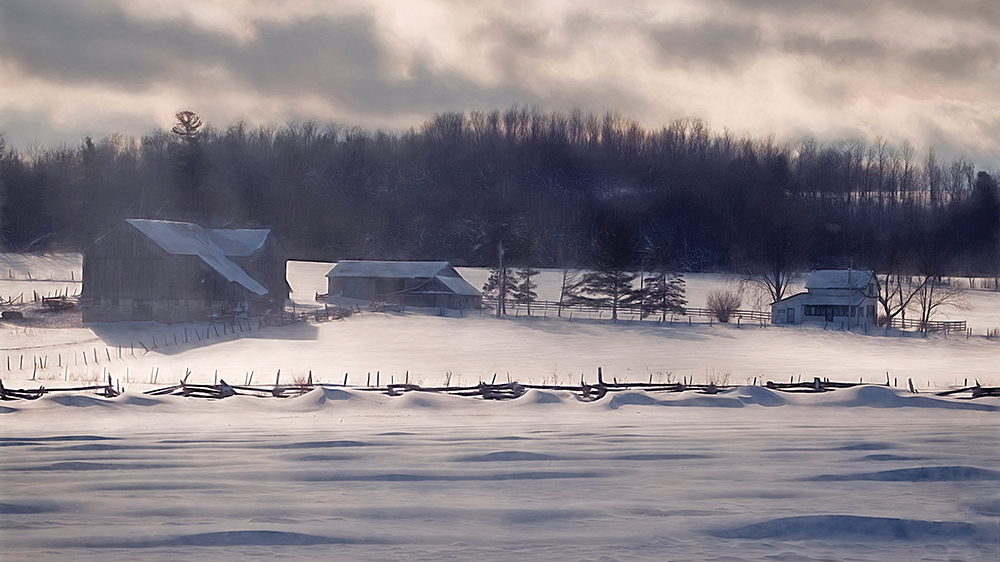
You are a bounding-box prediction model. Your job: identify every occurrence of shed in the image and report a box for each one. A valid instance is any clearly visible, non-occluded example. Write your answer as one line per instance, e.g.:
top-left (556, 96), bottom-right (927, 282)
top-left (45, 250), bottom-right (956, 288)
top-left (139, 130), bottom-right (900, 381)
top-left (81, 219), bottom-right (288, 323)
top-left (771, 269), bottom-right (878, 328)
top-left (326, 260), bottom-right (481, 311)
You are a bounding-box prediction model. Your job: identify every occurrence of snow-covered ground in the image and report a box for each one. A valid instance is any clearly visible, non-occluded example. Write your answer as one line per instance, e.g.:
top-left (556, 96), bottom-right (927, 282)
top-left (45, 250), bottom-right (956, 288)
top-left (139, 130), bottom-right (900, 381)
top-left (2, 255), bottom-right (999, 561)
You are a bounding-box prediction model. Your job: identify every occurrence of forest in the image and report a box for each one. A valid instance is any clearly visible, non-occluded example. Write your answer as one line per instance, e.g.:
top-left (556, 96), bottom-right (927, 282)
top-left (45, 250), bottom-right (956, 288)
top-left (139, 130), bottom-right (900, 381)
top-left (1, 107), bottom-right (998, 283)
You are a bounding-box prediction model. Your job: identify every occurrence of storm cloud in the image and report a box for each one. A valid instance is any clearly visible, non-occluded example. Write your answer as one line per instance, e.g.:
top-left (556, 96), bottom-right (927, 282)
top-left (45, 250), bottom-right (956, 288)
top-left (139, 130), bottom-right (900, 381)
top-left (1, 0), bottom-right (997, 166)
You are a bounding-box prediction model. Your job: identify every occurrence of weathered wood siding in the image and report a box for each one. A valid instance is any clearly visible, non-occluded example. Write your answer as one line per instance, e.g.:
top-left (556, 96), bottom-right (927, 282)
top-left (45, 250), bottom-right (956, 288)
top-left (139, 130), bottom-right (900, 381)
top-left (82, 223), bottom-right (287, 323)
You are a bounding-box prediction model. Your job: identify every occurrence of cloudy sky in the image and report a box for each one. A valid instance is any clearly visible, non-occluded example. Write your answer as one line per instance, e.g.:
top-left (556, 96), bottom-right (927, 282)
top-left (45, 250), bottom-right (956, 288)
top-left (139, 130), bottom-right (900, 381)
top-left (1, 0), bottom-right (998, 166)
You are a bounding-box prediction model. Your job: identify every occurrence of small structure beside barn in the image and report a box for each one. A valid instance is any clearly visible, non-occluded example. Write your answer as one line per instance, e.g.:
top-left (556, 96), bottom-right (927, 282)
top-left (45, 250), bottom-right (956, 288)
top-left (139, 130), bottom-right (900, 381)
top-left (81, 219), bottom-right (288, 323)
top-left (325, 261), bottom-right (481, 313)
top-left (771, 269), bottom-right (878, 327)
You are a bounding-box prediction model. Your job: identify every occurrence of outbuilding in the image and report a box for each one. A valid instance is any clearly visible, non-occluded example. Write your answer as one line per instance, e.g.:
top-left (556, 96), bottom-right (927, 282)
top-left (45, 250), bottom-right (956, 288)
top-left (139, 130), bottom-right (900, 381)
top-left (771, 269), bottom-right (878, 328)
top-left (81, 219), bottom-right (288, 323)
top-left (325, 260), bottom-right (481, 312)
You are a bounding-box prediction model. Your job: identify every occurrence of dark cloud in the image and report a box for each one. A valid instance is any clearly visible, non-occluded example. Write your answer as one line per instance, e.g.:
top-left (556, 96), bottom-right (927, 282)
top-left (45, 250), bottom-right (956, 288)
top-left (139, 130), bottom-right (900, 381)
top-left (719, 0), bottom-right (883, 16)
top-left (889, 0), bottom-right (1000, 27)
top-left (722, 0), bottom-right (999, 27)
top-left (909, 42), bottom-right (1000, 80)
top-left (0, 0), bottom-right (997, 169)
top-left (782, 35), bottom-right (887, 67)
top-left (0, 0), bottom-right (220, 89)
top-left (649, 21), bottom-right (763, 69)
top-left (0, 0), bottom-right (545, 118)
top-left (225, 18), bottom-right (386, 99)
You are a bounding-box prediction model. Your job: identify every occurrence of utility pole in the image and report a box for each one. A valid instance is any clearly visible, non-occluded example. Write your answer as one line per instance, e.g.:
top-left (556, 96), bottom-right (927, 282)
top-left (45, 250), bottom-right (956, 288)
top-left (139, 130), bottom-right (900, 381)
top-left (497, 240), bottom-right (505, 318)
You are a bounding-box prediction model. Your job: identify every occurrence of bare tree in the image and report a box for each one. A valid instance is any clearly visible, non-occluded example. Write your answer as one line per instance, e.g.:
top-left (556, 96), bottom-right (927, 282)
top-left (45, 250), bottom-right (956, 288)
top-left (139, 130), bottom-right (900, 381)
top-left (910, 275), bottom-right (966, 332)
top-left (706, 289), bottom-right (741, 322)
top-left (869, 233), bottom-right (921, 326)
top-left (739, 196), bottom-right (811, 304)
top-left (908, 235), bottom-right (967, 332)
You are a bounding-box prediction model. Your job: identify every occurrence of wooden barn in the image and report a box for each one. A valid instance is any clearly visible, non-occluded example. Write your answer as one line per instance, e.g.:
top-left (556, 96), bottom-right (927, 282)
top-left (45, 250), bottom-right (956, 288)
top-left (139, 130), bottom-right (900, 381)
top-left (326, 261), bottom-right (482, 311)
top-left (81, 219), bottom-right (288, 323)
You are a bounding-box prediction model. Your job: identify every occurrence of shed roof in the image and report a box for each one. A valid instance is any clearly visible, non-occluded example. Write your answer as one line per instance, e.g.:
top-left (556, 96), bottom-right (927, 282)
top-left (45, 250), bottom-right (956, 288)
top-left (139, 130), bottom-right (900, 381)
top-left (326, 261), bottom-right (454, 279)
top-left (805, 269), bottom-right (873, 290)
top-left (125, 219), bottom-right (268, 296)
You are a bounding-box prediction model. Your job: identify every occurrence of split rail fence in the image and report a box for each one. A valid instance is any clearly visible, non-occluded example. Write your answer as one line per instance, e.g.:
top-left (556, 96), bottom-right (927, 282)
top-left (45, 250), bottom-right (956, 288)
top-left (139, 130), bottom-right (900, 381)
top-left (3, 367), bottom-right (995, 402)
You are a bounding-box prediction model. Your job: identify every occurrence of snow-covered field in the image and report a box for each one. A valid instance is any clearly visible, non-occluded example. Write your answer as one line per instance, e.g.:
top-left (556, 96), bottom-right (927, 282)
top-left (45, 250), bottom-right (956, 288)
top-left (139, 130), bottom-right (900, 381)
top-left (2, 255), bottom-right (999, 561)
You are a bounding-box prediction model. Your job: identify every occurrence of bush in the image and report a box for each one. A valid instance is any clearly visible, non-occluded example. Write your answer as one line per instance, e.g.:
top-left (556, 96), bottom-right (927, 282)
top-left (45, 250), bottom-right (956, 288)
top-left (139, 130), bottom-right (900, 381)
top-left (706, 290), bottom-right (742, 323)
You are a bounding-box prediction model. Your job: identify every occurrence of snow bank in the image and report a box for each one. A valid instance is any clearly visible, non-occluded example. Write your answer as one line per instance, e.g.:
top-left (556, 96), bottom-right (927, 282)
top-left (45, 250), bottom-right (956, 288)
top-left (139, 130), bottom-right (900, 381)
top-left (711, 515), bottom-right (985, 541)
top-left (816, 385), bottom-right (999, 411)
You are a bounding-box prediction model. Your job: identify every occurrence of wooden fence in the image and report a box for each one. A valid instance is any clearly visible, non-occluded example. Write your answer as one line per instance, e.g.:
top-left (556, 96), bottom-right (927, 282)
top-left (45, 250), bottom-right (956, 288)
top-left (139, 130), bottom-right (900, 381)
top-left (481, 298), bottom-right (769, 323)
top-left (5, 368), bottom-right (996, 401)
top-left (886, 317), bottom-right (967, 333)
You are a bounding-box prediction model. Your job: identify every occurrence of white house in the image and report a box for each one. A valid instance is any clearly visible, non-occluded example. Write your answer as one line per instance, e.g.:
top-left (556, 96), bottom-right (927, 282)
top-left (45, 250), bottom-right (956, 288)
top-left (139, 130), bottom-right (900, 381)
top-left (770, 270), bottom-right (878, 328)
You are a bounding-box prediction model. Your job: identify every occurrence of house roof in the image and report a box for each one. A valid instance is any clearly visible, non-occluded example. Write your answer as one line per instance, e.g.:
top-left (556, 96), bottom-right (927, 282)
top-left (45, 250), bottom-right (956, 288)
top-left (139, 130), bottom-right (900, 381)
top-left (772, 291), bottom-right (870, 307)
top-left (805, 269), bottom-right (873, 290)
top-left (326, 261), bottom-right (455, 279)
top-left (125, 219), bottom-right (268, 296)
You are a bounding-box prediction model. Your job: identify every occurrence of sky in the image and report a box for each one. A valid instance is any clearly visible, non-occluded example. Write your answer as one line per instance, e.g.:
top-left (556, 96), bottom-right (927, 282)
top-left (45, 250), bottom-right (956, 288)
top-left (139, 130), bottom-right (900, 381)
top-left (1, 0), bottom-right (998, 167)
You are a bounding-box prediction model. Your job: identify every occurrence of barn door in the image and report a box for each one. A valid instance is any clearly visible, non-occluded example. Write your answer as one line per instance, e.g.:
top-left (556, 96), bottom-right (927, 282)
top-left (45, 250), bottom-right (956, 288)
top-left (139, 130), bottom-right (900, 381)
top-left (133, 301), bottom-right (153, 321)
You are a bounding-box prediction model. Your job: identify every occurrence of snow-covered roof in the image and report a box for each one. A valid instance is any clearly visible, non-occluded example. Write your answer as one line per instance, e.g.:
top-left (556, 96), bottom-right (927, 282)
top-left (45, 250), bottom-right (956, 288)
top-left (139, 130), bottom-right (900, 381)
top-left (771, 291), bottom-right (870, 307)
top-left (805, 270), bottom-right (873, 290)
top-left (207, 229), bottom-right (270, 256)
top-left (125, 219), bottom-right (268, 296)
top-left (427, 275), bottom-right (482, 296)
top-left (326, 261), bottom-right (454, 279)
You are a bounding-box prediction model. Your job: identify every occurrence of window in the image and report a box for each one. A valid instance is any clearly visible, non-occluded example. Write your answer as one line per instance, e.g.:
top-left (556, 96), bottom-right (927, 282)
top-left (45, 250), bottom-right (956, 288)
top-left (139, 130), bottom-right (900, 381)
top-left (804, 305), bottom-right (851, 317)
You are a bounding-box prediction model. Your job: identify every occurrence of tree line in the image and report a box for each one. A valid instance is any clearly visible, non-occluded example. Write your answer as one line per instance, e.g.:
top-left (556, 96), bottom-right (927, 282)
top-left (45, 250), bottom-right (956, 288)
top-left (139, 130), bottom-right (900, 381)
top-left (1, 107), bottom-right (998, 289)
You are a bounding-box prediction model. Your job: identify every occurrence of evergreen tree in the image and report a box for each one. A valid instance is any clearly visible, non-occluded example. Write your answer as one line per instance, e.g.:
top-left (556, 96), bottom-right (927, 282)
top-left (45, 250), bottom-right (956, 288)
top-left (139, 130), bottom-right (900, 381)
top-left (482, 266), bottom-right (511, 316)
top-left (557, 267), bottom-right (582, 317)
top-left (566, 215), bottom-right (641, 321)
top-left (566, 269), bottom-right (637, 321)
top-left (510, 267), bottom-right (540, 315)
top-left (169, 110), bottom-right (208, 221)
top-left (634, 271), bottom-right (687, 321)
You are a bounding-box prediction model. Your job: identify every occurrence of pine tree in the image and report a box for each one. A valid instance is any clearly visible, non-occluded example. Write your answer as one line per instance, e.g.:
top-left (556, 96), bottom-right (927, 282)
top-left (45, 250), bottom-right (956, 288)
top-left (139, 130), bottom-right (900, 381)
top-left (636, 272), bottom-right (686, 321)
top-left (510, 267), bottom-right (540, 315)
top-left (482, 267), bottom-right (511, 316)
top-left (557, 267), bottom-right (582, 317)
top-left (567, 215), bottom-right (642, 321)
top-left (568, 269), bottom-right (637, 321)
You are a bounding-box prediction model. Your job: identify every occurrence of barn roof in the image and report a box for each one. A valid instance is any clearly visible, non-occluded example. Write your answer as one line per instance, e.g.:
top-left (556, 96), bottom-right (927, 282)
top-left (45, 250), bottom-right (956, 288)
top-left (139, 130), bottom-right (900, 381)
top-left (125, 220), bottom-right (268, 296)
top-left (805, 269), bottom-right (873, 290)
top-left (424, 275), bottom-right (482, 296)
top-left (207, 229), bottom-right (270, 256)
top-left (326, 261), bottom-right (454, 279)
